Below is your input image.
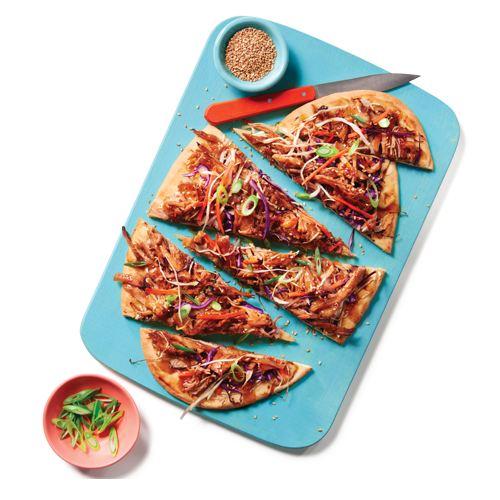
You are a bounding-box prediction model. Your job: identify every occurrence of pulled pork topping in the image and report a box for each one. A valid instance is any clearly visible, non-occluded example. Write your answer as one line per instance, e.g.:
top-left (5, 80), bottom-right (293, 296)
top-left (114, 223), bottom-right (283, 339)
top-left (149, 128), bottom-right (349, 256)
top-left (180, 231), bottom-right (381, 340)
top-left (148, 330), bottom-right (296, 406)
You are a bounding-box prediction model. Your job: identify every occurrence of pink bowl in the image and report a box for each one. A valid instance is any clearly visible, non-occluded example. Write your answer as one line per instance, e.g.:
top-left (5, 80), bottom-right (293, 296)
top-left (43, 374), bottom-right (140, 469)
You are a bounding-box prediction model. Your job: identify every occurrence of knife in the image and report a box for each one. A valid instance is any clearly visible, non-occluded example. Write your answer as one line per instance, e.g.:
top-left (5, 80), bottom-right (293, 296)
top-left (204, 73), bottom-right (419, 125)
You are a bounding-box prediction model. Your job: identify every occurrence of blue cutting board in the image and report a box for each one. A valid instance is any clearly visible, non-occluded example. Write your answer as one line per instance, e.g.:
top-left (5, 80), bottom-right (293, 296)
top-left (81, 17), bottom-right (459, 448)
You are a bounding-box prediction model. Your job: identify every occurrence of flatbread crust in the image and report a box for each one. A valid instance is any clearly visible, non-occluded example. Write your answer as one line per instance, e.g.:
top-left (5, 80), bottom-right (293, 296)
top-left (140, 328), bottom-right (311, 410)
top-left (119, 218), bottom-right (294, 342)
top-left (280, 90), bottom-right (432, 170)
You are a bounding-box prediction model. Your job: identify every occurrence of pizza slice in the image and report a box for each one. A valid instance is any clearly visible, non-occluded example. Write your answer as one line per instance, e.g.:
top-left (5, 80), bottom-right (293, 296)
top-left (178, 231), bottom-right (385, 345)
top-left (141, 328), bottom-right (312, 418)
top-left (233, 90), bottom-right (431, 252)
top-left (148, 124), bottom-right (350, 256)
top-left (113, 219), bottom-right (293, 341)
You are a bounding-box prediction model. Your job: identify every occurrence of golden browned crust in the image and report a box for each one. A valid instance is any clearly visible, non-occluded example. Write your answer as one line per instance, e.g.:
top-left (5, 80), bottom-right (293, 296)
top-left (280, 90), bottom-right (432, 170)
top-left (140, 328), bottom-right (311, 410)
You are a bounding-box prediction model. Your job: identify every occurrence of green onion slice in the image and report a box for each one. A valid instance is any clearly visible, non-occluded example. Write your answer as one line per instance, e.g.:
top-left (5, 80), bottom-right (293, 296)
top-left (181, 290), bottom-right (200, 305)
top-left (295, 192), bottom-right (311, 200)
top-left (264, 276), bottom-right (280, 285)
top-left (124, 261), bottom-right (148, 267)
top-left (295, 259), bottom-right (312, 265)
top-left (172, 343), bottom-right (196, 354)
top-left (348, 138), bottom-right (360, 156)
top-left (63, 404), bottom-right (93, 416)
top-left (180, 304), bottom-right (192, 319)
top-left (315, 247), bottom-right (322, 276)
top-left (84, 431), bottom-right (100, 452)
top-left (109, 426), bottom-right (118, 458)
top-left (210, 301), bottom-right (222, 311)
top-left (165, 294), bottom-right (177, 306)
top-left (278, 273), bottom-right (293, 284)
top-left (234, 331), bottom-right (251, 344)
top-left (264, 238), bottom-right (271, 249)
top-left (316, 145), bottom-right (338, 158)
top-left (349, 114), bottom-right (369, 124)
top-left (51, 418), bottom-right (67, 429)
top-left (63, 388), bottom-right (101, 406)
top-left (230, 362), bottom-right (245, 382)
top-left (216, 185), bottom-right (228, 204)
top-left (231, 179), bottom-right (243, 193)
top-left (378, 117), bottom-right (390, 128)
top-left (366, 178), bottom-right (379, 208)
top-left (242, 195), bottom-right (259, 216)
top-left (97, 410), bottom-right (124, 434)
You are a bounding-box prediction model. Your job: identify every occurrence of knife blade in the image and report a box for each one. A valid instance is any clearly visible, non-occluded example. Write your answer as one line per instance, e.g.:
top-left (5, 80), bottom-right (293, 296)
top-left (204, 73), bottom-right (419, 125)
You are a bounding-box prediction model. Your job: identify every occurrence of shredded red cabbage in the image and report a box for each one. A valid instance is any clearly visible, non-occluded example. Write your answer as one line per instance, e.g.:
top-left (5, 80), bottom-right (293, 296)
top-left (348, 229), bottom-right (355, 257)
top-left (249, 179), bottom-right (270, 240)
top-left (183, 164), bottom-right (210, 189)
top-left (224, 210), bottom-right (234, 232)
top-left (270, 232), bottom-right (291, 246)
top-left (241, 301), bottom-right (264, 314)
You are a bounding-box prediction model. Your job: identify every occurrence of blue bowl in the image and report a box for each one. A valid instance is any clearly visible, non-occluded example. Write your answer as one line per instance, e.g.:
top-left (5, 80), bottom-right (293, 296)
top-left (213, 17), bottom-right (289, 93)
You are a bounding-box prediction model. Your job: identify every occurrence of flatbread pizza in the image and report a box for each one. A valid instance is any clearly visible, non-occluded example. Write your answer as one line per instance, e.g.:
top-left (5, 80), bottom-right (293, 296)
top-left (114, 219), bottom-right (293, 341)
top-left (148, 125), bottom-right (350, 256)
top-left (140, 328), bottom-right (312, 417)
top-left (234, 90), bottom-right (432, 252)
top-left (179, 231), bottom-right (385, 345)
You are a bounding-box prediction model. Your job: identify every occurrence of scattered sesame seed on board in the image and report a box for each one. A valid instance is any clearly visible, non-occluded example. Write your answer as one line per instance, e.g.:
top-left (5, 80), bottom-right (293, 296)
top-left (181, 148), bottom-right (183, 152)
top-left (176, 143), bottom-right (180, 146)
top-left (196, 105), bottom-right (199, 109)
top-left (148, 200), bottom-right (151, 204)
top-left (366, 322), bottom-right (370, 325)
top-left (254, 415), bottom-right (257, 419)
top-left (250, 343), bottom-right (254, 347)
top-left (224, 84), bottom-right (228, 88)
top-left (306, 349), bottom-right (310, 352)
top-left (318, 429), bottom-right (323, 432)
top-left (189, 127), bottom-right (193, 130)
top-left (320, 337), bottom-right (324, 340)
top-left (177, 113), bottom-right (181, 116)
top-left (205, 87), bottom-right (208, 91)
top-left (212, 97), bottom-right (214, 100)
top-left (282, 355), bottom-right (285, 358)
top-left (318, 361), bottom-right (322, 366)
top-left (359, 244), bottom-right (362, 248)
top-left (427, 204), bottom-right (430, 207)
top-left (272, 402), bottom-right (276, 405)
top-left (414, 195), bottom-right (417, 199)
top-left (270, 342), bottom-right (274, 345)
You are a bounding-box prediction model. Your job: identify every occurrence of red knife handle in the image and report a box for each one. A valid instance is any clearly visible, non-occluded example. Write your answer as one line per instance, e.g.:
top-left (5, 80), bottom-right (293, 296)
top-left (204, 86), bottom-right (315, 125)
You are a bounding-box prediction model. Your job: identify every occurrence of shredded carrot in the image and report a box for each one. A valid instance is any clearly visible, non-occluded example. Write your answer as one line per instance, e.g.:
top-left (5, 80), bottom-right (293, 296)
top-left (331, 196), bottom-right (375, 219)
top-left (145, 288), bottom-right (178, 295)
top-left (301, 211), bottom-right (332, 238)
top-left (327, 241), bottom-right (344, 252)
top-left (204, 233), bottom-right (217, 249)
top-left (197, 310), bottom-right (247, 320)
top-left (298, 314), bottom-right (311, 319)
top-left (288, 291), bottom-right (313, 298)
top-left (372, 109), bottom-right (390, 124)
top-left (280, 368), bottom-right (286, 379)
top-left (216, 197), bottom-right (224, 234)
top-left (303, 148), bottom-right (349, 184)
top-left (216, 387), bottom-right (222, 395)
top-left (178, 372), bottom-right (194, 379)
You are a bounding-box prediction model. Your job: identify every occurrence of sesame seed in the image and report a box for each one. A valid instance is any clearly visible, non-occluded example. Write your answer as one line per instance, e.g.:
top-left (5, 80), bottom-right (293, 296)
top-left (282, 355), bottom-right (285, 358)
top-left (189, 127), bottom-right (193, 130)
top-left (254, 415), bottom-right (257, 418)
top-left (414, 195), bottom-right (417, 199)
top-left (250, 343), bottom-right (254, 346)
top-left (366, 322), bottom-right (370, 325)
top-left (225, 84), bottom-right (228, 88)
top-left (176, 143), bottom-right (180, 146)
top-left (359, 244), bottom-right (363, 248)
top-left (320, 337), bottom-right (324, 340)
top-left (177, 113), bottom-right (181, 116)
top-left (270, 342), bottom-right (274, 345)
top-left (212, 98), bottom-right (215, 100)
top-left (309, 207), bottom-right (313, 211)
top-left (318, 429), bottom-right (323, 432)
top-left (318, 361), bottom-right (322, 365)
top-left (306, 349), bottom-right (310, 352)
top-left (272, 402), bottom-right (276, 405)
top-left (427, 204), bottom-right (430, 207)
top-left (205, 87), bottom-right (208, 91)
top-left (181, 148), bottom-right (184, 152)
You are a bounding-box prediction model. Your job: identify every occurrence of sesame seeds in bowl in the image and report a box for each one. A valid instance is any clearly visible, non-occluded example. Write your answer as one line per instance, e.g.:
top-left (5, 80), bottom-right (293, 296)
top-left (213, 17), bottom-right (289, 93)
